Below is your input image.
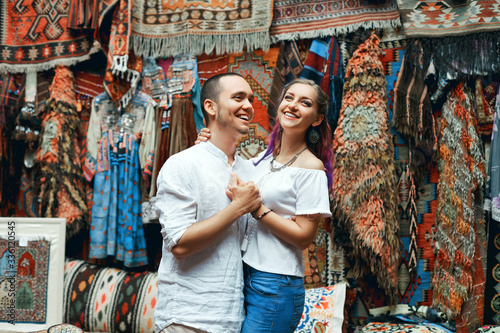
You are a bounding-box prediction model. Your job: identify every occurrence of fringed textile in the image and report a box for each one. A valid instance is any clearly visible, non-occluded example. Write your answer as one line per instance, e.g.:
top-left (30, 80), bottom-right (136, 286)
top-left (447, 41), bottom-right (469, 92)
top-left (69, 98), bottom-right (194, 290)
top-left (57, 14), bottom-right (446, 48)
top-left (269, 0), bottom-right (401, 43)
top-left (396, 0), bottom-right (500, 76)
top-left (397, 0), bottom-right (500, 39)
top-left (330, 31), bottom-right (400, 305)
top-left (393, 40), bottom-right (437, 165)
top-left (131, 0), bottom-right (273, 58)
top-left (35, 66), bottom-right (88, 239)
top-left (432, 82), bottom-right (486, 322)
top-left (0, 0), bottom-right (98, 73)
top-left (98, 0), bottom-right (141, 109)
top-left (268, 41), bottom-right (304, 128)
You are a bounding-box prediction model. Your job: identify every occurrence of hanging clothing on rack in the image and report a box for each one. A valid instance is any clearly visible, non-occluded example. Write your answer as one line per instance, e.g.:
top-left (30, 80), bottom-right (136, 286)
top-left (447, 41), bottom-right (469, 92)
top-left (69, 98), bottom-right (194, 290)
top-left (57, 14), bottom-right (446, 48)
top-left (85, 90), bottom-right (156, 267)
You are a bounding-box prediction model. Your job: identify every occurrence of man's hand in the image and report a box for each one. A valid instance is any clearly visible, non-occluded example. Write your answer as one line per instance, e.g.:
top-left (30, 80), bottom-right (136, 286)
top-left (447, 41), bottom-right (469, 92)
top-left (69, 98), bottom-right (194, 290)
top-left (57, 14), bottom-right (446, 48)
top-left (227, 173), bottom-right (262, 214)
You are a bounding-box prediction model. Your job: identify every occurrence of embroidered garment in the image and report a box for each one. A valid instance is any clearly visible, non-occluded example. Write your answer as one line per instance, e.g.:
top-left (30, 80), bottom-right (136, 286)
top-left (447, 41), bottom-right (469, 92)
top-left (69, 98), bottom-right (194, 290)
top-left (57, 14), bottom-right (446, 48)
top-left (131, 0), bottom-right (273, 58)
top-left (269, 0), bottom-right (401, 43)
top-left (330, 32), bottom-right (400, 304)
top-left (0, 0), bottom-right (98, 73)
top-left (35, 67), bottom-right (88, 239)
top-left (85, 90), bottom-right (156, 267)
top-left (432, 82), bottom-right (486, 325)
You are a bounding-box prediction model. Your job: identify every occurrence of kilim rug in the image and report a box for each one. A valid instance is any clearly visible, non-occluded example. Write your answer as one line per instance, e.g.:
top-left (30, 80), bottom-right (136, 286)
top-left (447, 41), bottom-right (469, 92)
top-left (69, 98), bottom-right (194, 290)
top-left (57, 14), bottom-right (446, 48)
top-left (0, 0), bottom-right (98, 73)
top-left (228, 49), bottom-right (279, 159)
top-left (269, 0), bottom-right (401, 43)
top-left (131, 0), bottom-right (273, 58)
top-left (396, 0), bottom-right (500, 38)
top-left (303, 218), bottom-right (329, 289)
top-left (0, 237), bottom-right (50, 323)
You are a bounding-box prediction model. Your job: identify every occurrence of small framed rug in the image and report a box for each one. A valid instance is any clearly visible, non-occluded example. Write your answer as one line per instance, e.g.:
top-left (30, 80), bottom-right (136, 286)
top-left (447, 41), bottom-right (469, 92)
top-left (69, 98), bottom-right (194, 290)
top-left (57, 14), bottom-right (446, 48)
top-left (0, 218), bottom-right (66, 332)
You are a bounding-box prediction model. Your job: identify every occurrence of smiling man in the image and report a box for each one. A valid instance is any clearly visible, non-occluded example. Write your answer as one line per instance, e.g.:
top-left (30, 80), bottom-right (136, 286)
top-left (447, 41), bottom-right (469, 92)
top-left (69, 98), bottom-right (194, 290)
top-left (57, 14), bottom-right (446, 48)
top-left (155, 73), bottom-right (262, 333)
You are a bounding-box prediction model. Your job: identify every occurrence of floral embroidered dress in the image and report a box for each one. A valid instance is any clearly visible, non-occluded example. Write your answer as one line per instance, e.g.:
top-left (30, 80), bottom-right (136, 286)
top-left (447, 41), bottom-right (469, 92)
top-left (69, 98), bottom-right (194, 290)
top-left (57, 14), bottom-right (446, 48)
top-left (85, 90), bottom-right (156, 267)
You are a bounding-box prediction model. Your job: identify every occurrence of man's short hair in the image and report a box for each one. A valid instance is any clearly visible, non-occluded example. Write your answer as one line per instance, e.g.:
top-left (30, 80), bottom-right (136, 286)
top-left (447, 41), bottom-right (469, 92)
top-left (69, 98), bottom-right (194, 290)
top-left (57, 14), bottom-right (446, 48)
top-left (200, 73), bottom-right (245, 125)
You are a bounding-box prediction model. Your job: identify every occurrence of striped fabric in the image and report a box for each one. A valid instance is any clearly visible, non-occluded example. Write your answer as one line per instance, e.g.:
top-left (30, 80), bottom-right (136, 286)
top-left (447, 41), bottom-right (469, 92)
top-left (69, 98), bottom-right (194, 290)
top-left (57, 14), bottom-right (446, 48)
top-left (63, 259), bottom-right (158, 332)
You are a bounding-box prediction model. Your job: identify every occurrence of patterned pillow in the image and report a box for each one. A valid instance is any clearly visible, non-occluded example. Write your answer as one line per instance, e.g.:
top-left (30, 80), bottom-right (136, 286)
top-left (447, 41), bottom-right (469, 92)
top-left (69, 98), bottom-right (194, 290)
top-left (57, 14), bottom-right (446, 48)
top-left (295, 282), bottom-right (347, 333)
top-left (63, 259), bottom-right (158, 333)
top-left (361, 322), bottom-right (451, 332)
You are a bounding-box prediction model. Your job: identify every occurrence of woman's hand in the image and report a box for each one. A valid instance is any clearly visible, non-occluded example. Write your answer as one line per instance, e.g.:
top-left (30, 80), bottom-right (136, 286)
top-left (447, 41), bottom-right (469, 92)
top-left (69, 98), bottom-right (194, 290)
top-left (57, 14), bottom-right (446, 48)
top-left (195, 128), bottom-right (211, 144)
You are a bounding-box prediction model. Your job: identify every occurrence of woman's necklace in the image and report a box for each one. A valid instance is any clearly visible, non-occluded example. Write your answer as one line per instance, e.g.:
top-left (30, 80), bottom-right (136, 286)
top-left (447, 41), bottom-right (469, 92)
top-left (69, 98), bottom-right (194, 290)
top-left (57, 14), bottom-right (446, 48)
top-left (269, 147), bottom-right (308, 172)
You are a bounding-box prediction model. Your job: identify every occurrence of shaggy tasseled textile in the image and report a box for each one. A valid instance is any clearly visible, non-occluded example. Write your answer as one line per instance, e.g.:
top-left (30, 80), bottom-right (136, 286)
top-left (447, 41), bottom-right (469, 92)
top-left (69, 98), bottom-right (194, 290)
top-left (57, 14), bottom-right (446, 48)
top-left (432, 82), bottom-right (486, 327)
top-left (331, 31), bottom-right (400, 304)
top-left (35, 66), bottom-right (88, 239)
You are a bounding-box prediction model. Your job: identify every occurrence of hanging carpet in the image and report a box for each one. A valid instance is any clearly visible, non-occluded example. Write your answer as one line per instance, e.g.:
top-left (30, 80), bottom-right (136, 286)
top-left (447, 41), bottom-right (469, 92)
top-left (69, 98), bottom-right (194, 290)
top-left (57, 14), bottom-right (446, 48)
top-left (330, 31), bottom-right (401, 305)
top-left (396, 0), bottom-right (500, 76)
top-left (432, 82), bottom-right (486, 331)
top-left (269, 0), bottom-right (401, 43)
top-left (131, 0), bottom-right (273, 58)
top-left (0, 0), bottom-right (98, 73)
top-left (228, 49), bottom-right (279, 159)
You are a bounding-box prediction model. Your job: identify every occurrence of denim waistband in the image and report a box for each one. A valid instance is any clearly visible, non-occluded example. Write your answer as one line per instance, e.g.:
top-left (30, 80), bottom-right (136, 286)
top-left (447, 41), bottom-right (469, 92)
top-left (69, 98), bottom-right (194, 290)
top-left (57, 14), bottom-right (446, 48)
top-left (243, 263), bottom-right (303, 284)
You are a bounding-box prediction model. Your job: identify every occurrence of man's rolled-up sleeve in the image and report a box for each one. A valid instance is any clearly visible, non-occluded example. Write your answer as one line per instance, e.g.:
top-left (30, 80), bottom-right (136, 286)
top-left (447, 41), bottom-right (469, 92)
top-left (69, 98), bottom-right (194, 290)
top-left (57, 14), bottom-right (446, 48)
top-left (155, 157), bottom-right (197, 252)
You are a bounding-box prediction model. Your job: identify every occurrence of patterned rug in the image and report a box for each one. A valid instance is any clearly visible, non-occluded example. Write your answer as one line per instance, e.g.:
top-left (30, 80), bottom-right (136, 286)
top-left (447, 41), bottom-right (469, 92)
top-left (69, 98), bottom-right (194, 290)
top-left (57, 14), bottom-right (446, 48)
top-left (269, 0), bottom-right (401, 43)
top-left (331, 31), bottom-right (400, 305)
top-left (131, 0), bottom-right (273, 58)
top-left (228, 49), bottom-right (279, 158)
top-left (396, 0), bottom-right (500, 38)
top-left (0, 0), bottom-right (98, 73)
top-left (346, 35), bottom-right (440, 328)
top-left (0, 237), bottom-right (50, 323)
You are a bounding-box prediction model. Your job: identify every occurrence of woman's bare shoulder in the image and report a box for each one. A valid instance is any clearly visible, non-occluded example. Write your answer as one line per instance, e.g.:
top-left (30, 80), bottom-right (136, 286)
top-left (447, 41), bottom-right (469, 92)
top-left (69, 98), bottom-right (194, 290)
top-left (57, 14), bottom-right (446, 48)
top-left (294, 150), bottom-right (324, 171)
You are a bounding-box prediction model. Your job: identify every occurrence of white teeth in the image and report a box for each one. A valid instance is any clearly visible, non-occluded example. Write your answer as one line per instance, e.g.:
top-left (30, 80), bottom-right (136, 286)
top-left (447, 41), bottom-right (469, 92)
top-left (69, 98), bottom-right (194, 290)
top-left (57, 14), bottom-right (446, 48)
top-left (284, 112), bottom-right (298, 118)
top-left (238, 115), bottom-right (249, 121)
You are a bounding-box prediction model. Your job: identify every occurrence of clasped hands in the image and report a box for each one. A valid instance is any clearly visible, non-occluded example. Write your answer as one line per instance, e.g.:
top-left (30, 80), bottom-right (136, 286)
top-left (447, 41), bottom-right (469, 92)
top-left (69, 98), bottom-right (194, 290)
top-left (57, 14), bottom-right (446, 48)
top-left (226, 173), bottom-right (262, 215)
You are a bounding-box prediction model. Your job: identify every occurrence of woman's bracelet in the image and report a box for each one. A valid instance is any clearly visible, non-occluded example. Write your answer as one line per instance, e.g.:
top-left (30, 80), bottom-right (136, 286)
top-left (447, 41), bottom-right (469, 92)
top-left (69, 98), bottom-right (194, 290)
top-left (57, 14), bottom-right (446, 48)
top-left (255, 209), bottom-right (272, 220)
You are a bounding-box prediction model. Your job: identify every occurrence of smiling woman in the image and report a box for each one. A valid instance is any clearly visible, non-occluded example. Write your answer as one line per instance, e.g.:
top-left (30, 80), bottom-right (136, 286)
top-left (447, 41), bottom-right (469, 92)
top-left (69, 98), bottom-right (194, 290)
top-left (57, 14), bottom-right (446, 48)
top-left (197, 78), bottom-right (334, 333)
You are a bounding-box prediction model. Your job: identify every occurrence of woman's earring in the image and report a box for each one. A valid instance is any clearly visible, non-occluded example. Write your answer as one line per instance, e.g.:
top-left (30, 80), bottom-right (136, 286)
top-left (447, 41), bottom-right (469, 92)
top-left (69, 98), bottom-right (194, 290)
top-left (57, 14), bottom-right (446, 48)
top-left (308, 127), bottom-right (320, 144)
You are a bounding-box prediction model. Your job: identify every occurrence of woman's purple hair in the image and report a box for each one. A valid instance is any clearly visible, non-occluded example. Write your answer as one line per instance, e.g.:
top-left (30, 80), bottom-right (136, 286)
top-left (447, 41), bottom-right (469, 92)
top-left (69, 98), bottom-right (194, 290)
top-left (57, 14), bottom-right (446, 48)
top-left (255, 79), bottom-right (334, 190)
